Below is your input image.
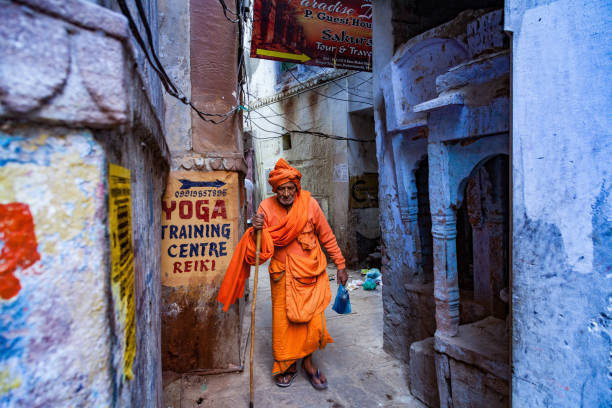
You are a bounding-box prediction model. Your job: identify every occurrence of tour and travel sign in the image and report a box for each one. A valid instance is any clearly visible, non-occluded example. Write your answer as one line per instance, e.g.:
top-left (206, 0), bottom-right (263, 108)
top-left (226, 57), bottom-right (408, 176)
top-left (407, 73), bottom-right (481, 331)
top-left (250, 0), bottom-right (372, 71)
top-left (161, 171), bottom-right (239, 287)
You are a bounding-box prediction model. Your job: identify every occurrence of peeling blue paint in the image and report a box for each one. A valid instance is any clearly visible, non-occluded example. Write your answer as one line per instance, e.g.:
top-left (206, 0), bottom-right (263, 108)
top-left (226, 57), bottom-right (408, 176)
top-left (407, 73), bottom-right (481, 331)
top-left (592, 180), bottom-right (612, 278)
top-left (0, 289), bottom-right (30, 361)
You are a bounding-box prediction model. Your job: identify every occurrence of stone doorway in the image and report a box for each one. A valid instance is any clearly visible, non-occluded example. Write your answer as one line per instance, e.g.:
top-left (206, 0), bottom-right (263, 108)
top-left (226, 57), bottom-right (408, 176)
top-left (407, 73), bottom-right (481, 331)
top-left (415, 156), bottom-right (434, 283)
top-left (457, 154), bottom-right (510, 323)
top-left (434, 153), bottom-right (510, 408)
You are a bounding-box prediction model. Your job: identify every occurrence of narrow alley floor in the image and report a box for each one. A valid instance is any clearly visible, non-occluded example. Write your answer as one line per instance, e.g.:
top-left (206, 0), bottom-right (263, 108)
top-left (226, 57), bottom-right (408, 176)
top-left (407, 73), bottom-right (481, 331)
top-left (163, 265), bottom-right (425, 408)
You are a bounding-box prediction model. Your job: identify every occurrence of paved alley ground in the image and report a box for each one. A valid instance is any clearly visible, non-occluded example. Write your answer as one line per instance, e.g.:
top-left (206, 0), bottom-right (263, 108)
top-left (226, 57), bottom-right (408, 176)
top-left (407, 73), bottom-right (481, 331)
top-left (163, 265), bottom-right (425, 408)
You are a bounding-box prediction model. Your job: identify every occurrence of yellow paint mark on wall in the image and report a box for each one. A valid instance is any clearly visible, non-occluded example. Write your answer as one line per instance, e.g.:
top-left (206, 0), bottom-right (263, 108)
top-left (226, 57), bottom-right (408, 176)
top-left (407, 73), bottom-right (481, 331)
top-left (108, 163), bottom-right (136, 380)
top-left (0, 145), bottom-right (101, 254)
top-left (0, 131), bottom-right (112, 400)
top-left (0, 369), bottom-right (21, 395)
top-left (21, 133), bottom-right (49, 152)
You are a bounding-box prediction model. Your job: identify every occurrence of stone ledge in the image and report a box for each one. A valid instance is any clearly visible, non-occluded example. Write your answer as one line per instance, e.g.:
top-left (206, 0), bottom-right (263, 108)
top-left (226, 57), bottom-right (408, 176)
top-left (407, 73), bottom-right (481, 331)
top-left (436, 51), bottom-right (510, 94)
top-left (0, 1), bottom-right (128, 126)
top-left (404, 282), bottom-right (434, 295)
top-left (13, 0), bottom-right (129, 39)
top-left (386, 119), bottom-right (428, 135)
top-left (171, 154), bottom-right (247, 174)
top-left (413, 92), bottom-right (465, 113)
top-left (434, 316), bottom-right (509, 380)
top-left (1, 0), bottom-right (169, 165)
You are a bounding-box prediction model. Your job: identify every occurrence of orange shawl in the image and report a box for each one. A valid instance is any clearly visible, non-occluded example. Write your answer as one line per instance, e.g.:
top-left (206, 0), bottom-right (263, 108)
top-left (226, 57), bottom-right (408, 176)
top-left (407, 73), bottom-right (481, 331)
top-left (217, 190), bottom-right (311, 311)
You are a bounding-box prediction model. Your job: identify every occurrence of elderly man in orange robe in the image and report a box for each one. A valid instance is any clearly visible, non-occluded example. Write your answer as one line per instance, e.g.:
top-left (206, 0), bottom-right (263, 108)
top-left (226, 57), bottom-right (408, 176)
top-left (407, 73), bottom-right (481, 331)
top-left (217, 158), bottom-right (348, 390)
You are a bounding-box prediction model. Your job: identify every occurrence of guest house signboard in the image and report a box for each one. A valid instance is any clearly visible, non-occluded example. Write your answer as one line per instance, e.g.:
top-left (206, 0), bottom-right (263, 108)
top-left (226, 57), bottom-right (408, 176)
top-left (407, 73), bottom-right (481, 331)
top-left (250, 0), bottom-right (372, 71)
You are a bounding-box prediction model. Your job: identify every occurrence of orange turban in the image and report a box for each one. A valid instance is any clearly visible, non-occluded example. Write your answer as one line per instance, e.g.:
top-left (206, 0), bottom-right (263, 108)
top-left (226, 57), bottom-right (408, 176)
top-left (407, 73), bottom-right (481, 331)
top-left (268, 158), bottom-right (301, 192)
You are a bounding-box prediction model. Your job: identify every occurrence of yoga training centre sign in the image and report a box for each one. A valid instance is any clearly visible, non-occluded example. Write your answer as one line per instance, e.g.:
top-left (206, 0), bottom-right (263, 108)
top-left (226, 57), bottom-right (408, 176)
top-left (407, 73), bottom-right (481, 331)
top-left (161, 171), bottom-right (239, 287)
top-left (250, 0), bottom-right (372, 71)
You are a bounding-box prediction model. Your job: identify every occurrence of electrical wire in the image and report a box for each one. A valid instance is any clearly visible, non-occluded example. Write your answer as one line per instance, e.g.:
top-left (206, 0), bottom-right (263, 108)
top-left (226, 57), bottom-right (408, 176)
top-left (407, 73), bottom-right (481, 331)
top-left (133, 0), bottom-right (178, 94)
top-left (245, 85), bottom-right (375, 143)
top-left (288, 68), bottom-right (373, 102)
top-left (248, 114), bottom-right (374, 143)
top-left (117, 0), bottom-right (238, 124)
top-left (245, 74), bottom-right (372, 120)
top-left (247, 70), bottom-right (357, 109)
top-left (249, 107), bottom-right (298, 132)
top-left (329, 74), bottom-right (373, 101)
top-left (247, 70), bottom-right (371, 112)
top-left (246, 91), bottom-right (304, 130)
top-left (288, 70), bottom-right (372, 104)
top-left (294, 130), bottom-right (374, 142)
top-left (219, 0), bottom-right (240, 23)
top-left (117, 0), bottom-right (176, 95)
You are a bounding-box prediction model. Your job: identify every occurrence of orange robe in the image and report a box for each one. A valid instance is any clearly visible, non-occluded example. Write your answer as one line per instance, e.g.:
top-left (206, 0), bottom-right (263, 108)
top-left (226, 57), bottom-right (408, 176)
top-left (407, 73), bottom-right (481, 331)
top-left (217, 189), bottom-right (345, 375)
top-left (258, 195), bottom-right (345, 375)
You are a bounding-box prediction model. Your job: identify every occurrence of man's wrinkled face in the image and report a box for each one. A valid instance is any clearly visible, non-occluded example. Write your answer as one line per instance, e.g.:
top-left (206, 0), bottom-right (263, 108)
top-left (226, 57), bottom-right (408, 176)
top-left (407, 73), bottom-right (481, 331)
top-left (276, 182), bottom-right (297, 208)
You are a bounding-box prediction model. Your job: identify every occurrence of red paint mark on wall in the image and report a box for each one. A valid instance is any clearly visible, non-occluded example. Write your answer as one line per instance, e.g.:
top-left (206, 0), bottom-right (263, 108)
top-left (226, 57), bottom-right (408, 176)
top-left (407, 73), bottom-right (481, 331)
top-left (0, 203), bottom-right (40, 299)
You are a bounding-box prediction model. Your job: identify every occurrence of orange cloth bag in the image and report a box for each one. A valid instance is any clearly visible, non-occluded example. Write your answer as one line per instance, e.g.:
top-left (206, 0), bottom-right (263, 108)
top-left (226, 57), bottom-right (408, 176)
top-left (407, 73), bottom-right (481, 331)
top-left (283, 218), bottom-right (330, 322)
top-left (284, 247), bottom-right (329, 322)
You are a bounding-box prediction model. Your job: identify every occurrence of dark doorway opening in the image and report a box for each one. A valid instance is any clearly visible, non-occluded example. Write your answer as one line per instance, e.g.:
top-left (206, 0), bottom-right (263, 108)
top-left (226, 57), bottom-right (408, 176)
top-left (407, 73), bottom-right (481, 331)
top-left (457, 154), bottom-right (509, 322)
top-left (415, 156), bottom-right (433, 283)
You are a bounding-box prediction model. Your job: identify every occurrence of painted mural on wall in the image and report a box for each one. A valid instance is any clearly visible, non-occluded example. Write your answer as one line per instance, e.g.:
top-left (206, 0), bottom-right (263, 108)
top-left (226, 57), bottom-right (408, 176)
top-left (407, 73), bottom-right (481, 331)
top-left (0, 203), bottom-right (40, 300)
top-left (251, 0), bottom-right (372, 71)
top-left (0, 129), bottom-right (112, 406)
top-left (0, 202), bottom-right (40, 398)
top-left (162, 171), bottom-right (239, 286)
top-left (108, 163), bottom-right (136, 380)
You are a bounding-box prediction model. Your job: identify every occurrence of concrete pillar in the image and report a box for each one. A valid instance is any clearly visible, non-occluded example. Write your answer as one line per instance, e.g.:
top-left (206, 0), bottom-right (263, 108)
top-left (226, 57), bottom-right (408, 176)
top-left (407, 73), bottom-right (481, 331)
top-left (431, 209), bottom-right (460, 336)
top-left (158, 0), bottom-right (245, 373)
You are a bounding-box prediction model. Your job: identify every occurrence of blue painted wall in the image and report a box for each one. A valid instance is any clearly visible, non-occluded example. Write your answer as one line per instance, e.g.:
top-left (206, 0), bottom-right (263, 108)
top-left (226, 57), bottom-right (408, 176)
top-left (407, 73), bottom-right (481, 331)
top-left (507, 0), bottom-right (612, 405)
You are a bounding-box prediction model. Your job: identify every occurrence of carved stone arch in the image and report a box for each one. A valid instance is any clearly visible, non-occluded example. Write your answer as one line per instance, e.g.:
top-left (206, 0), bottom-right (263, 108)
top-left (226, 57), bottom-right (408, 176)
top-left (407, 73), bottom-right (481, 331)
top-left (391, 37), bottom-right (469, 127)
top-left (455, 152), bottom-right (508, 210)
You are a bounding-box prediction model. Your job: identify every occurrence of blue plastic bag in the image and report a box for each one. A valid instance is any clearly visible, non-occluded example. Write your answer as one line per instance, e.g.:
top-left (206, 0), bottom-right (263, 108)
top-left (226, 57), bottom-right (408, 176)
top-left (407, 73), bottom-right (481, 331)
top-left (332, 284), bottom-right (351, 314)
top-left (366, 269), bottom-right (381, 279)
top-left (362, 278), bottom-right (377, 290)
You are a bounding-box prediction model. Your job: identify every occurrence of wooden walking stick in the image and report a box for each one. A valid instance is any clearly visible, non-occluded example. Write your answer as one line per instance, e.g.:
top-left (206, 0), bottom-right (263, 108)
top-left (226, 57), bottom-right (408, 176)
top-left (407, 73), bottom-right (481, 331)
top-left (249, 229), bottom-right (262, 408)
